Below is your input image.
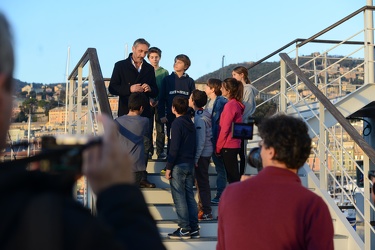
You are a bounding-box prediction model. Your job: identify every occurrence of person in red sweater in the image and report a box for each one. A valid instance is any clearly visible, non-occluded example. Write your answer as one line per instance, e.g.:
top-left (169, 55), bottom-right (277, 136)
top-left (217, 114), bottom-right (334, 250)
top-left (216, 78), bottom-right (244, 183)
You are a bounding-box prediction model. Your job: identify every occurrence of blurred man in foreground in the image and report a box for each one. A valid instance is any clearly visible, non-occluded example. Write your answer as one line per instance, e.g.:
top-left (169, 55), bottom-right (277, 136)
top-left (217, 114), bottom-right (334, 250)
top-left (0, 13), bottom-right (165, 250)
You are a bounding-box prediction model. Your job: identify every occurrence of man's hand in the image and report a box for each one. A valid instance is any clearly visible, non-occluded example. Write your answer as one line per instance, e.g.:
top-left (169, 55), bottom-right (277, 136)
top-left (130, 83), bottom-right (144, 93)
top-left (160, 117), bottom-right (168, 124)
top-left (142, 83), bottom-right (151, 92)
top-left (82, 115), bottom-right (134, 194)
top-left (165, 169), bottom-right (172, 180)
top-left (240, 175), bottom-right (252, 181)
top-left (150, 98), bottom-right (158, 107)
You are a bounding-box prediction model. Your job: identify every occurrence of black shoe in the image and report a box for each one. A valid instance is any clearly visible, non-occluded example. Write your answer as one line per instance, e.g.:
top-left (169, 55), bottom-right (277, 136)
top-left (157, 152), bottom-right (167, 160)
top-left (148, 152), bottom-right (153, 159)
top-left (190, 228), bottom-right (200, 239)
top-left (140, 180), bottom-right (156, 188)
top-left (168, 228), bottom-right (191, 239)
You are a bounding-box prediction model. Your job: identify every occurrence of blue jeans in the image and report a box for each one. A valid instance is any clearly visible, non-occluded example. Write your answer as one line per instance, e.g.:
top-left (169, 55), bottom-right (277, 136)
top-left (212, 153), bottom-right (227, 198)
top-left (170, 163), bottom-right (199, 231)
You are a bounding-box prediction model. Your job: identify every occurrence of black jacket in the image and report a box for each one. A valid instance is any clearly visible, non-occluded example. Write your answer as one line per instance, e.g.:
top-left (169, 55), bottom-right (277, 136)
top-left (109, 54), bottom-right (158, 117)
top-left (166, 114), bottom-right (196, 170)
top-left (0, 163), bottom-right (165, 250)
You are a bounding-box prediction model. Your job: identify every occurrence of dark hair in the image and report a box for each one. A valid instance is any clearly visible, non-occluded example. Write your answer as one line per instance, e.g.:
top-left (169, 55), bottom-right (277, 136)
top-left (133, 38), bottom-right (150, 48)
top-left (172, 96), bottom-right (188, 115)
top-left (222, 78), bottom-right (243, 102)
top-left (175, 54), bottom-right (191, 71)
top-left (233, 66), bottom-right (251, 84)
top-left (0, 13), bottom-right (14, 92)
top-left (128, 93), bottom-right (148, 111)
top-left (191, 89), bottom-right (207, 109)
top-left (258, 114), bottom-right (311, 170)
top-left (148, 47), bottom-right (162, 58)
top-left (206, 78), bottom-right (222, 96)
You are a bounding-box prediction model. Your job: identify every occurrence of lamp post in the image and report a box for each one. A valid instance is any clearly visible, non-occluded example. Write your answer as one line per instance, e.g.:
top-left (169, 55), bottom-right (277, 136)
top-left (221, 55), bottom-right (225, 79)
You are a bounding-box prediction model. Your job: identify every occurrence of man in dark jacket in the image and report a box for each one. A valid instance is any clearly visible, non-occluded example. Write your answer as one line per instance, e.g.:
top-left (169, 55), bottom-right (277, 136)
top-left (0, 14), bottom-right (165, 250)
top-left (109, 38), bottom-right (158, 187)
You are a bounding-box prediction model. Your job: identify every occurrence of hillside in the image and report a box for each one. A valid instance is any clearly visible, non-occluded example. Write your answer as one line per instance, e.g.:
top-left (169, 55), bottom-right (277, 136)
top-left (195, 61), bottom-right (280, 91)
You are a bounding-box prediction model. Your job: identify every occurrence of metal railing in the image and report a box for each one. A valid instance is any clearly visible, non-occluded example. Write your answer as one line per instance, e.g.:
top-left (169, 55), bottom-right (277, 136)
top-left (66, 48), bottom-right (112, 212)
top-left (248, 5), bottom-right (375, 250)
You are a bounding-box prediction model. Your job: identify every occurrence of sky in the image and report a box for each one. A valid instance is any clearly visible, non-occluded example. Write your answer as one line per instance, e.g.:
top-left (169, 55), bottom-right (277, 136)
top-left (0, 0), bottom-right (368, 84)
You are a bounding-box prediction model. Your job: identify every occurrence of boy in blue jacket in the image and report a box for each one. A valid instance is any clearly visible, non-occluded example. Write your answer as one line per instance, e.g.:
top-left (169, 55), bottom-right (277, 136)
top-left (165, 96), bottom-right (199, 239)
top-left (158, 54), bottom-right (195, 158)
top-left (189, 89), bottom-right (214, 220)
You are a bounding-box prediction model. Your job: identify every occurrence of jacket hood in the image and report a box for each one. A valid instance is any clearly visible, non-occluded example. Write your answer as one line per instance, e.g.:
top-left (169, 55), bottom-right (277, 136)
top-left (196, 109), bottom-right (212, 128)
top-left (172, 72), bottom-right (190, 79)
top-left (236, 99), bottom-right (245, 112)
top-left (178, 114), bottom-right (195, 132)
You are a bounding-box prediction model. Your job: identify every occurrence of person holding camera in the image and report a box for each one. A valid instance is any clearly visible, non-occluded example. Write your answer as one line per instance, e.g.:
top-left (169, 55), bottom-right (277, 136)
top-left (217, 114), bottom-right (334, 250)
top-left (215, 78), bottom-right (244, 183)
top-left (0, 13), bottom-right (165, 250)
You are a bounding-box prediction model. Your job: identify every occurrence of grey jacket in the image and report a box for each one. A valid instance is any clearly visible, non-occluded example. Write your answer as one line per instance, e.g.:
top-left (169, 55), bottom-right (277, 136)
top-left (194, 109), bottom-right (213, 164)
top-left (242, 84), bottom-right (259, 123)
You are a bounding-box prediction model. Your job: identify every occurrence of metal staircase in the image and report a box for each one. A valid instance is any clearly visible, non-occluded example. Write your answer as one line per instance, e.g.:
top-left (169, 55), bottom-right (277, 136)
top-left (65, 4), bottom-right (375, 250)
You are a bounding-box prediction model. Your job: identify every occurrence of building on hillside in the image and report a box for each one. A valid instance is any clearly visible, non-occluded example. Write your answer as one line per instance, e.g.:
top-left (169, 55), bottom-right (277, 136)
top-left (21, 84), bottom-right (33, 94)
top-left (108, 96), bottom-right (119, 118)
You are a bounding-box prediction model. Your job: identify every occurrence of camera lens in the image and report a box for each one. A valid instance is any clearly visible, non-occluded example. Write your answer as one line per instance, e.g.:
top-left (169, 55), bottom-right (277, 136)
top-left (247, 147), bottom-right (263, 172)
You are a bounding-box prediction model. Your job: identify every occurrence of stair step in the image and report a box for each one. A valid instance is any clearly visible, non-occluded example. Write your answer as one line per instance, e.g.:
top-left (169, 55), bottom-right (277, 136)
top-left (333, 234), bottom-right (348, 250)
top-left (147, 173), bottom-right (220, 189)
top-left (142, 188), bottom-right (218, 204)
top-left (157, 220), bottom-right (218, 237)
top-left (163, 237), bottom-right (217, 250)
top-left (148, 204), bottom-right (219, 220)
top-left (147, 160), bottom-right (219, 174)
top-left (146, 159), bottom-right (259, 175)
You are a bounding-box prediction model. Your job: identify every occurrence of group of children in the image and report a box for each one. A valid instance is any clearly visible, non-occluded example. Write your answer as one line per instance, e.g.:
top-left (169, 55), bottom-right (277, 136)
top-left (114, 47), bottom-right (258, 240)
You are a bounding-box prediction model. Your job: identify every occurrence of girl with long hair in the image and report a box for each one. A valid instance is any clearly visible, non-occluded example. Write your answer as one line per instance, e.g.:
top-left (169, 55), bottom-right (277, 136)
top-left (215, 78), bottom-right (244, 183)
top-left (232, 66), bottom-right (259, 175)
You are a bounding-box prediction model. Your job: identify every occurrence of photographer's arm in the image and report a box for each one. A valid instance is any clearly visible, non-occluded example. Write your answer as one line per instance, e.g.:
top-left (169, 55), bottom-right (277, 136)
top-left (83, 115), bottom-right (165, 250)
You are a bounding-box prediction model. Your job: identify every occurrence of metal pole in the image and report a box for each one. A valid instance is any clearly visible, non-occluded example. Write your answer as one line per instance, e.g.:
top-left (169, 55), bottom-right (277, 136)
top-left (65, 46), bottom-right (70, 134)
top-left (364, 1), bottom-right (374, 249)
top-left (221, 55), bottom-right (225, 79)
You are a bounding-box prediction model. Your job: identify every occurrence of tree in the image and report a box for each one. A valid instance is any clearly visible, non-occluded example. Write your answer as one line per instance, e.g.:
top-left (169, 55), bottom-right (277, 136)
top-left (253, 99), bottom-right (277, 126)
top-left (14, 110), bottom-right (28, 122)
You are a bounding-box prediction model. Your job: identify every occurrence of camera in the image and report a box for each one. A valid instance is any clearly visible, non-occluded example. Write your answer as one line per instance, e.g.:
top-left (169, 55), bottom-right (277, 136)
top-left (247, 147), bottom-right (263, 171)
top-left (232, 122), bottom-right (254, 140)
top-left (40, 135), bottom-right (101, 174)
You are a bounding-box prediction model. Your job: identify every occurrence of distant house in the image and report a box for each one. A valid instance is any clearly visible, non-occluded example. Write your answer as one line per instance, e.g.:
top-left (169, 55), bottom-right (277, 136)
top-left (45, 87), bottom-right (53, 93)
top-left (36, 93), bottom-right (43, 101)
top-left (21, 84), bottom-right (32, 94)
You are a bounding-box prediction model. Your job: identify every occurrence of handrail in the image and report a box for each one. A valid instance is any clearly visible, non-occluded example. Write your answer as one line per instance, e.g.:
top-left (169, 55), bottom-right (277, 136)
top-left (68, 48), bottom-right (112, 118)
top-left (248, 5), bottom-right (372, 70)
top-left (279, 53), bottom-right (375, 165)
top-left (297, 6), bottom-right (373, 48)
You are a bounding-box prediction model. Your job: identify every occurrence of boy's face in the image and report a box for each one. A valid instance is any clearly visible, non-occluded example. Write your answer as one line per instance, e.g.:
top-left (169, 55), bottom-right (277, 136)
top-left (174, 59), bottom-right (186, 73)
top-left (148, 52), bottom-right (160, 68)
top-left (204, 84), bottom-right (214, 97)
top-left (171, 105), bottom-right (177, 115)
top-left (188, 94), bottom-right (194, 108)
